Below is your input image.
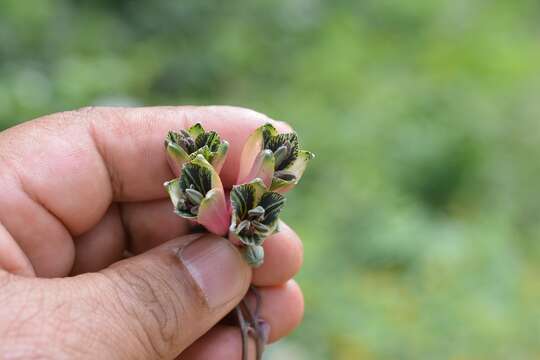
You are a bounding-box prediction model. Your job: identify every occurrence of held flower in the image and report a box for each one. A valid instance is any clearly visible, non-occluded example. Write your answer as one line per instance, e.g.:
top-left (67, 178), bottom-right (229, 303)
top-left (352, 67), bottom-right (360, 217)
top-left (165, 123), bottom-right (229, 176)
top-left (237, 123), bottom-right (314, 193)
top-left (229, 178), bottom-right (286, 267)
top-left (163, 123), bottom-right (313, 360)
top-left (164, 154), bottom-right (230, 236)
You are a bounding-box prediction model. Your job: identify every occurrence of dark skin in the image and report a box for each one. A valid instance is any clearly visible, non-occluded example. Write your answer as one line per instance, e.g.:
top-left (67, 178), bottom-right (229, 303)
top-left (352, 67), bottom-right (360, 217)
top-left (0, 106), bottom-right (304, 359)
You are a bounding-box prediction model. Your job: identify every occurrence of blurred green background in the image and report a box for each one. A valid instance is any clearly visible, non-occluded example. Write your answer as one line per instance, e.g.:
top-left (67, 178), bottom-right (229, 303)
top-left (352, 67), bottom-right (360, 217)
top-left (2, 0), bottom-right (540, 359)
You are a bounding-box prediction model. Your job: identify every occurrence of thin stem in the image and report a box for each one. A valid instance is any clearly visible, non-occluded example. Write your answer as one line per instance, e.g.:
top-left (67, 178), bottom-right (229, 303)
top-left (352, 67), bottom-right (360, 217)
top-left (248, 286), bottom-right (265, 360)
top-left (238, 287), bottom-right (265, 360)
top-left (235, 305), bottom-right (249, 360)
top-left (250, 285), bottom-right (262, 318)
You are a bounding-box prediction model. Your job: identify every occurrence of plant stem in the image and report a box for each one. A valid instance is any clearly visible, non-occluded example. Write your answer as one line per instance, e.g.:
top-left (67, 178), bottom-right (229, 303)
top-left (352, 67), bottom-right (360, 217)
top-left (235, 306), bottom-right (249, 360)
top-left (235, 286), bottom-right (266, 360)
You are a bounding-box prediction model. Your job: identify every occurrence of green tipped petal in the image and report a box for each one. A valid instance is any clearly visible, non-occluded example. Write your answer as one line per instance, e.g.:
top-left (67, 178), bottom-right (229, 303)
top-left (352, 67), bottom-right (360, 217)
top-left (269, 176), bottom-right (292, 193)
top-left (270, 150), bottom-right (315, 193)
top-left (165, 141), bottom-right (190, 163)
top-left (259, 192), bottom-right (286, 227)
top-left (187, 123), bottom-right (205, 138)
top-left (195, 130), bottom-right (221, 151)
top-left (164, 136), bottom-right (192, 176)
top-left (189, 145), bottom-right (213, 162)
top-left (190, 154), bottom-right (223, 190)
top-left (179, 157), bottom-right (213, 196)
top-left (164, 178), bottom-right (182, 208)
top-left (165, 124), bottom-right (228, 174)
top-left (230, 178), bottom-right (267, 220)
top-left (289, 150), bottom-right (315, 171)
top-left (212, 140), bottom-right (229, 173)
top-left (243, 123), bottom-right (313, 193)
top-left (171, 154), bottom-right (225, 220)
top-left (265, 132), bottom-right (299, 170)
top-left (261, 123), bottom-right (279, 142)
top-left (238, 123), bottom-right (287, 184)
top-left (230, 179), bottom-right (285, 249)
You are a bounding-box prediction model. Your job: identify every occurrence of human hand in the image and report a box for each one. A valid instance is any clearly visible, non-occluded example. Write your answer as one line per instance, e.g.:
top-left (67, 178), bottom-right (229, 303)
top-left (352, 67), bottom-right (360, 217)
top-left (0, 106), bottom-right (304, 359)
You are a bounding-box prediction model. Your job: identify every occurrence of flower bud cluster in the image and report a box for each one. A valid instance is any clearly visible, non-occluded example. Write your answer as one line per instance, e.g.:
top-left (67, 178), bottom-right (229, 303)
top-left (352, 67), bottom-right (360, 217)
top-left (164, 123), bottom-right (313, 267)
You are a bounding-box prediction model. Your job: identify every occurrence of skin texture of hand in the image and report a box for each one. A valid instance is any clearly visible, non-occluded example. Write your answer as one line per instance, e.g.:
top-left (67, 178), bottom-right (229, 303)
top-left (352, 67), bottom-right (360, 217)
top-left (0, 106), bottom-right (304, 359)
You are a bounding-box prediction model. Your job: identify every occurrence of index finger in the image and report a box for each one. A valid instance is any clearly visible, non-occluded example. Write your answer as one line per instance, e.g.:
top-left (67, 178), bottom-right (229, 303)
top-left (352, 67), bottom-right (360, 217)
top-left (0, 106), bottom-right (291, 236)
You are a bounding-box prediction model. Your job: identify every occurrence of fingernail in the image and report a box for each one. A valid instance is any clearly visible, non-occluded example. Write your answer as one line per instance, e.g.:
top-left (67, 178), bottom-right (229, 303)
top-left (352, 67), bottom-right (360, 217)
top-left (180, 235), bottom-right (247, 308)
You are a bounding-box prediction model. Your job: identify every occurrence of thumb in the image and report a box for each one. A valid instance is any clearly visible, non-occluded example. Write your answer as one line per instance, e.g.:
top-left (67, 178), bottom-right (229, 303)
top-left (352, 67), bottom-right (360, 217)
top-left (75, 234), bottom-right (251, 359)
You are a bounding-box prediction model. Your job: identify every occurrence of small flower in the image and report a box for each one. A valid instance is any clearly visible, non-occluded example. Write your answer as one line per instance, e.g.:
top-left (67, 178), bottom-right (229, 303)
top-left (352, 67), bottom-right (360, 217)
top-left (238, 123), bottom-right (314, 193)
top-left (229, 178), bottom-right (286, 266)
top-left (165, 123), bottom-right (229, 176)
top-left (164, 154), bottom-right (230, 236)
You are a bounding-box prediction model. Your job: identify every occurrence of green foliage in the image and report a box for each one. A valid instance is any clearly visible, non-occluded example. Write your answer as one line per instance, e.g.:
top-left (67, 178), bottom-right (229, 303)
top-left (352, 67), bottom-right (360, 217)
top-left (3, 0), bottom-right (540, 358)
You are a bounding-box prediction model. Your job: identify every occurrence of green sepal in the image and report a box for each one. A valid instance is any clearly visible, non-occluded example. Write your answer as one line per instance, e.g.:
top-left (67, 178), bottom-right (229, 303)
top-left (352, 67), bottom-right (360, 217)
top-left (164, 178), bottom-right (182, 208)
top-left (166, 124), bottom-right (229, 172)
top-left (187, 123), bottom-right (205, 138)
top-left (230, 179), bottom-right (286, 247)
top-left (242, 245), bottom-right (265, 268)
top-left (270, 150), bottom-right (315, 192)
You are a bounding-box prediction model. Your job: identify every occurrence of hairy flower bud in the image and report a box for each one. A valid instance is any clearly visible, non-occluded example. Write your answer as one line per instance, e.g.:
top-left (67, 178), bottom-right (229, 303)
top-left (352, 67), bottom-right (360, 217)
top-left (164, 154), bottom-right (230, 236)
top-left (242, 245), bottom-right (265, 268)
top-left (229, 178), bottom-right (286, 266)
top-left (237, 123), bottom-right (314, 193)
top-left (165, 123), bottom-right (229, 176)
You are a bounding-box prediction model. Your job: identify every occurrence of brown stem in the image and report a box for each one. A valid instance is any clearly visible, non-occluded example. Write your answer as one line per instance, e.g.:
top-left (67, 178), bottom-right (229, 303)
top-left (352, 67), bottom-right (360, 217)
top-left (236, 286), bottom-right (266, 360)
top-left (235, 306), bottom-right (249, 360)
top-left (247, 286), bottom-right (266, 360)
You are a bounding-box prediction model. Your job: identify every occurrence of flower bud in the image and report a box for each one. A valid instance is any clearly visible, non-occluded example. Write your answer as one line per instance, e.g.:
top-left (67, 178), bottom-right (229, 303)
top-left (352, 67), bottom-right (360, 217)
top-left (164, 154), bottom-right (230, 236)
top-left (237, 123), bottom-right (314, 193)
top-left (165, 123), bottom-right (229, 176)
top-left (229, 178), bottom-right (286, 266)
top-left (242, 245), bottom-right (265, 268)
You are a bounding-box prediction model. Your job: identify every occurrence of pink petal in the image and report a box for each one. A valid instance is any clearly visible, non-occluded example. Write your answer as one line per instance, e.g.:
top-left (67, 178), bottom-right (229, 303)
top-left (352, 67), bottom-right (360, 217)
top-left (165, 142), bottom-right (191, 177)
top-left (237, 126), bottom-right (265, 184)
top-left (197, 188), bottom-right (231, 236)
top-left (242, 149), bottom-right (274, 188)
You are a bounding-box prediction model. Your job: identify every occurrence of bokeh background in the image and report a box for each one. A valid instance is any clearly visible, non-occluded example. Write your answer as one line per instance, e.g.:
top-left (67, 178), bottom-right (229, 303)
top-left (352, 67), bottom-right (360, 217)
top-left (2, 1), bottom-right (540, 359)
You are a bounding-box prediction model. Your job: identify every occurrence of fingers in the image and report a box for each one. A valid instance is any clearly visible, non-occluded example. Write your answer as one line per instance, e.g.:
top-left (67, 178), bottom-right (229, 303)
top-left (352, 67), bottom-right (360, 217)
top-left (0, 106), bottom-right (289, 234)
top-left (85, 106), bottom-right (290, 198)
top-left (179, 326), bottom-right (258, 360)
top-left (70, 196), bottom-right (303, 280)
top-left (0, 224), bottom-right (34, 276)
top-left (245, 281), bottom-right (305, 343)
top-left (121, 198), bottom-right (302, 286)
top-left (0, 172), bottom-right (75, 277)
top-left (121, 199), bottom-right (192, 254)
top-left (0, 106), bottom-right (290, 277)
top-left (71, 204), bottom-right (126, 275)
top-left (73, 234), bottom-right (251, 358)
top-left (0, 106), bottom-right (290, 278)
top-left (252, 222), bottom-right (303, 286)
top-left (180, 280), bottom-right (304, 359)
